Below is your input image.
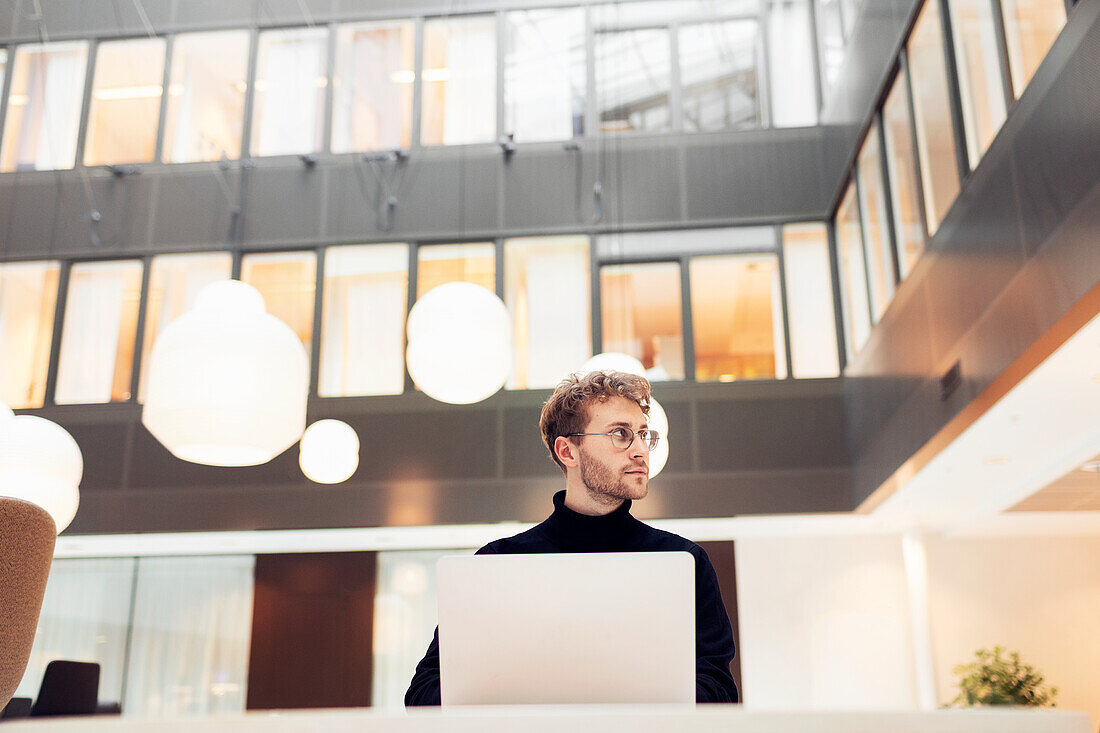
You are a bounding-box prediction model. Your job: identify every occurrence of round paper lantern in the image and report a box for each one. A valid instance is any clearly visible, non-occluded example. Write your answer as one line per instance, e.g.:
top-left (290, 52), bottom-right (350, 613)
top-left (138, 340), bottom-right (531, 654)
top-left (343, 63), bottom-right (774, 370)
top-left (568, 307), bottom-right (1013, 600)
top-left (0, 414), bottom-right (83, 533)
top-left (299, 419), bottom-right (360, 484)
top-left (580, 352), bottom-right (646, 379)
top-left (142, 280), bottom-right (310, 467)
top-left (406, 282), bottom-right (512, 405)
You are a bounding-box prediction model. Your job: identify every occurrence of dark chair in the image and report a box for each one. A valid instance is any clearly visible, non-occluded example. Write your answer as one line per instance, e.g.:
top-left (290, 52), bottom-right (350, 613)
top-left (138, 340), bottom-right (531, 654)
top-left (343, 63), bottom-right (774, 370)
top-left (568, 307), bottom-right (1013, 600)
top-left (0, 697), bottom-right (32, 719)
top-left (30, 661), bottom-right (100, 717)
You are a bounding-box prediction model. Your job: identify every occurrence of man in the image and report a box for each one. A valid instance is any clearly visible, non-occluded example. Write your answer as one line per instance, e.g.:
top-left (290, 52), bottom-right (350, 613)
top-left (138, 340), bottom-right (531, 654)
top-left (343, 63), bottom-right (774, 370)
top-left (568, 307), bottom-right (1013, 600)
top-left (404, 370), bottom-right (739, 705)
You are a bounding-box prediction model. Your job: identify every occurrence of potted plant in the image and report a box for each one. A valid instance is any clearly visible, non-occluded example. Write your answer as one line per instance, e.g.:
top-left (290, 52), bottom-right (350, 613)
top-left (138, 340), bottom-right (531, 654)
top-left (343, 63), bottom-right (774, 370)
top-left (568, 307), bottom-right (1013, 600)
top-left (951, 646), bottom-right (1058, 706)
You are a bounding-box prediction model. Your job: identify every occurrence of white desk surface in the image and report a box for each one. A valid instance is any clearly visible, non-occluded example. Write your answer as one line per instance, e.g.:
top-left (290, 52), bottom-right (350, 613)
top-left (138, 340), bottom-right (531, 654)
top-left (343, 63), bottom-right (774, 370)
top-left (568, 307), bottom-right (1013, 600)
top-left (0, 706), bottom-right (1093, 733)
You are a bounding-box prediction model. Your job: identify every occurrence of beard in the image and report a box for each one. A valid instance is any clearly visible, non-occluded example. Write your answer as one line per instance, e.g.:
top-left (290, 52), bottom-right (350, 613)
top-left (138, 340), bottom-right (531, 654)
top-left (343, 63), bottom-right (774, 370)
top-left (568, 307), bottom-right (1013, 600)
top-left (579, 450), bottom-right (647, 506)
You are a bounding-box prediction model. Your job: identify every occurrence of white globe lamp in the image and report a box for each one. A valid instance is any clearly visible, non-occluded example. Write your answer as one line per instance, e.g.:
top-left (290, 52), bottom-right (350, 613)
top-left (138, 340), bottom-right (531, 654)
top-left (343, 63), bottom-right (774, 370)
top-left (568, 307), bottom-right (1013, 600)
top-left (299, 419), bottom-right (360, 484)
top-left (0, 413), bottom-right (83, 533)
top-left (579, 352), bottom-right (646, 378)
top-left (648, 435), bottom-right (670, 479)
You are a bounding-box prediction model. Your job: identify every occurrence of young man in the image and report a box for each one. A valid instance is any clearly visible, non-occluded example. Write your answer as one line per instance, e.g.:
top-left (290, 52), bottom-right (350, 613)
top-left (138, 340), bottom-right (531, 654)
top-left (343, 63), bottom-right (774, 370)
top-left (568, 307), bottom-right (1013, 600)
top-left (404, 370), bottom-right (739, 705)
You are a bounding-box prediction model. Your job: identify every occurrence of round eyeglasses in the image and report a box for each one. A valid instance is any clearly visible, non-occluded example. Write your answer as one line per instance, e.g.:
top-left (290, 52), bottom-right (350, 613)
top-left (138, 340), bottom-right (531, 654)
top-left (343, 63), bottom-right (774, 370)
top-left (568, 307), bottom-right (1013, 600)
top-left (566, 427), bottom-right (660, 451)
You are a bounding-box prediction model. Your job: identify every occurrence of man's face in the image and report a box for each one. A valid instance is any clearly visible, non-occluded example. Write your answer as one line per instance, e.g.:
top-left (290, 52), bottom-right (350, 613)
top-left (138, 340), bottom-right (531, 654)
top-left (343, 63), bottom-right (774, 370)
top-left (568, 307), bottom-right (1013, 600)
top-left (574, 396), bottom-right (650, 504)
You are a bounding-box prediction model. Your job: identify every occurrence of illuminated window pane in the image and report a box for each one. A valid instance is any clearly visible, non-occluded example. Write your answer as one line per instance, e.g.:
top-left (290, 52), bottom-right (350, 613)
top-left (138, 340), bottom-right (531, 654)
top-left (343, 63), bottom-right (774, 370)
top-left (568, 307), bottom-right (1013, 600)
top-left (0, 49), bottom-right (6, 90)
top-left (421, 15), bottom-right (497, 146)
top-left (163, 31), bottom-right (249, 163)
top-left (251, 27), bottom-right (328, 157)
top-left (836, 181), bottom-right (870, 360)
top-left (950, 0), bottom-right (1007, 169)
top-left (595, 28), bottom-right (671, 133)
top-left (857, 122), bottom-right (895, 322)
top-left (908, 0), bottom-right (961, 235)
top-left (1, 41), bottom-right (88, 172)
top-left (332, 20), bottom-right (415, 153)
top-left (137, 252), bottom-right (232, 403)
top-left (0, 261), bottom-right (59, 408)
top-left (504, 236), bottom-right (591, 390)
top-left (84, 38), bottom-right (166, 166)
top-left (320, 244), bottom-right (409, 397)
top-left (55, 260), bottom-right (143, 404)
top-left (600, 262), bottom-right (683, 381)
top-left (1001, 0), bottom-right (1066, 100)
top-left (680, 20), bottom-right (760, 132)
top-left (783, 224), bottom-right (839, 378)
top-left (768, 0), bottom-right (817, 128)
top-left (882, 70), bottom-right (926, 279)
top-left (416, 242), bottom-right (495, 296)
top-left (504, 8), bottom-right (586, 142)
top-left (691, 254), bottom-right (784, 382)
top-left (816, 0), bottom-right (845, 88)
top-left (240, 251), bottom-right (317, 360)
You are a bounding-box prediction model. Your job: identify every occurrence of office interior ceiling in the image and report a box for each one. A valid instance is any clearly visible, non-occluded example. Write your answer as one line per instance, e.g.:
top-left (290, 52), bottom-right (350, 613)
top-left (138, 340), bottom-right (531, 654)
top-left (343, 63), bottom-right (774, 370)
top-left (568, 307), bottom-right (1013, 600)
top-left (1007, 452), bottom-right (1100, 512)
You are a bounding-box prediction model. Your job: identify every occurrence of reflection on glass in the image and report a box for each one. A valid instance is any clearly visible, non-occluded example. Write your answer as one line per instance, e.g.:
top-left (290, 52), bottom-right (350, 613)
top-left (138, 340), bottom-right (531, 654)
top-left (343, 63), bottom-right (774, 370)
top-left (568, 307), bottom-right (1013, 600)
top-left (504, 8), bottom-right (586, 141)
top-left (882, 69), bottom-right (926, 279)
top-left (836, 181), bottom-right (870, 359)
top-left (504, 236), bottom-right (591, 389)
top-left (1, 41), bottom-right (88, 171)
top-left (252, 27), bottom-right (328, 157)
top-left (595, 28), bottom-right (671, 133)
top-left (84, 38), bottom-right (166, 166)
top-left (691, 254), bottom-right (784, 382)
top-left (320, 244), bottom-right (409, 397)
top-left (839, 0), bottom-right (860, 38)
top-left (332, 20), bottom-right (415, 153)
top-left (680, 20), bottom-right (760, 131)
top-left (0, 261), bottom-right (59, 408)
top-left (162, 31), bottom-right (249, 163)
top-left (0, 49), bottom-right (6, 94)
top-left (768, 0), bottom-right (817, 128)
top-left (138, 252), bottom-right (232, 403)
top-left (816, 0), bottom-right (845, 88)
top-left (421, 15), bottom-right (497, 146)
top-left (416, 242), bottom-right (495, 296)
top-left (55, 260), bottom-right (143, 405)
top-left (782, 224), bottom-right (839, 378)
top-left (908, 0), bottom-right (961, 235)
top-left (857, 122), bottom-right (895, 322)
top-left (1000, 0), bottom-right (1066, 100)
top-left (600, 262), bottom-right (683, 381)
top-left (950, 0), bottom-right (1007, 168)
top-left (240, 251), bottom-right (317, 359)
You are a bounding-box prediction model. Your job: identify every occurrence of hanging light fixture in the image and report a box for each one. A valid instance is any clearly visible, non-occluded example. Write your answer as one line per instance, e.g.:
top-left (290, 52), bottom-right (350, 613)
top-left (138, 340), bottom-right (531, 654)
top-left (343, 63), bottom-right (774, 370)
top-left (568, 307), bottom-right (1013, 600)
top-left (299, 419), bottom-right (360, 484)
top-left (142, 280), bottom-right (309, 467)
top-left (0, 404), bottom-right (82, 533)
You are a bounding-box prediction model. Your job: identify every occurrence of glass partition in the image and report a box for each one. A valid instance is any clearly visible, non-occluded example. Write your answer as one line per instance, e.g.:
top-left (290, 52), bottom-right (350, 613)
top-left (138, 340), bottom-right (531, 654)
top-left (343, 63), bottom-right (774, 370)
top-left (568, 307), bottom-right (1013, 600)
top-left (949, 0), bottom-right (1008, 168)
top-left (768, 0), bottom-right (817, 127)
top-left (815, 0), bottom-right (845, 88)
top-left (84, 38), bottom-right (166, 166)
top-left (782, 223), bottom-right (839, 378)
top-left (251, 27), bottom-right (328, 157)
top-left (679, 19), bottom-right (761, 132)
top-left (0, 261), bottom-right (59, 408)
top-left (856, 122), bottom-right (895, 322)
top-left (882, 67), bottom-right (926, 279)
top-left (504, 7), bottom-right (586, 142)
top-left (240, 251), bottom-right (317, 360)
top-left (416, 242), bottom-right (495, 296)
top-left (836, 180), bottom-right (870, 360)
top-left (595, 26), bottom-right (671, 133)
top-left (1000, 0), bottom-right (1067, 100)
top-left (332, 20), bottom-right (415, 153)
top-left (421, 15), bottom-right (497, 146)
top-left (600, 261), bottom-right (683, 380)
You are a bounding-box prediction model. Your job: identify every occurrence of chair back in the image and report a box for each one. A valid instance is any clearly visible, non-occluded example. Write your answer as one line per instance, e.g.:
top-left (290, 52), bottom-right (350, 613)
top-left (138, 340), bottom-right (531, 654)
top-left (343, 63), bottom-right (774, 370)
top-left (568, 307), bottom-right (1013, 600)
top-left (31, 661), bottom-right (100, 717)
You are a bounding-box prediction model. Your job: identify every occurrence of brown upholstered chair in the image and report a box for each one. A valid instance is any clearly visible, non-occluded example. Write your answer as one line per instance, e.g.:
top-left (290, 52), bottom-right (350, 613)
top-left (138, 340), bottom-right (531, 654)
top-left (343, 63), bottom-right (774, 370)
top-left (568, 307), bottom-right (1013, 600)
top-left (0, 497), bottom-right (56, 710)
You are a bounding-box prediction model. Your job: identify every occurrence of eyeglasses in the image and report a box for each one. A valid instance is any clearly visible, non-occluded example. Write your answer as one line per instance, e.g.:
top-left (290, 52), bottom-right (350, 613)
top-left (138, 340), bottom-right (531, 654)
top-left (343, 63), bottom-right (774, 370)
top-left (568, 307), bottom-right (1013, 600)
top-left (566, 427), bottom-right (660, 451)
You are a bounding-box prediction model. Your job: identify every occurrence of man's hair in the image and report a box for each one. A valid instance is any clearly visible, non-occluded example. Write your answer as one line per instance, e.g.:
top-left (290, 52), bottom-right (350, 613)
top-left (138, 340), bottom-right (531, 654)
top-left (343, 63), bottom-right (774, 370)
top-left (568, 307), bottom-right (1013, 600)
top-left (539, 370), bottom-right (651, 474)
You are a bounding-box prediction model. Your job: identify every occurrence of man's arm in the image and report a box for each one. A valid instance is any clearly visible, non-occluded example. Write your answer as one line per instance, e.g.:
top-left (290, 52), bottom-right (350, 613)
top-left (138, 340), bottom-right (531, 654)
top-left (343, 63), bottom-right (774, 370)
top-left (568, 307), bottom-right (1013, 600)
top-left (693, 547), bottom-right (739, 703)
top-left (404, 628), bottom-right (442, 706)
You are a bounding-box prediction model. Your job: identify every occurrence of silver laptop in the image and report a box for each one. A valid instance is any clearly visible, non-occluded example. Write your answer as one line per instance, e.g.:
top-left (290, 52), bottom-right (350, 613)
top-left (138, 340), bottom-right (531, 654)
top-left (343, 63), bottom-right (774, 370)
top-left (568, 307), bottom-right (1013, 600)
top-left (436, 551), bottom-right (695, 705)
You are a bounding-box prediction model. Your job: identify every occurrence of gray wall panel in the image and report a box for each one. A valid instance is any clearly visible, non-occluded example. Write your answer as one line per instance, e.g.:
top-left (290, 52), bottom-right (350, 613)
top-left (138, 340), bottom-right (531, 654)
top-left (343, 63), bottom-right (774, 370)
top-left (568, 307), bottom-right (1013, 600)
top-left (52, 173), bottom-right (152, 257)
top-left (241, 161), bottom-right (327, 246)
top-left (395, 150), bottom-right (501, 236)
top-left (171, 0), bottom-right (258, 31)
top-left (598, 141), bottom-right (682, 225)
top-left (502, 147), bottom-right (598, 231)
top-left (4, 174), bottom-right (60, 258)
top-left (149, 167), bottom-right (239, 249)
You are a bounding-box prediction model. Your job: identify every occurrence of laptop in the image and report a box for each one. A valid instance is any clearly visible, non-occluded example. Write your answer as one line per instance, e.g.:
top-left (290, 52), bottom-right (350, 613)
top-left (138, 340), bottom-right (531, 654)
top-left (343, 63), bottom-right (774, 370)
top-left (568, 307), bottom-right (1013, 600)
top-left (436, 551), bottom-right (695, 705)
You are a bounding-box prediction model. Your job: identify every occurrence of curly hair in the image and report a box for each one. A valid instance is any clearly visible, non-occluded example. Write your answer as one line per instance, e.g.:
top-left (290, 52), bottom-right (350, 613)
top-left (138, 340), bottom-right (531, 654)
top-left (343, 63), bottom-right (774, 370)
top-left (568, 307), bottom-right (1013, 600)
top-left (539, 370), bottom-right (651, 473)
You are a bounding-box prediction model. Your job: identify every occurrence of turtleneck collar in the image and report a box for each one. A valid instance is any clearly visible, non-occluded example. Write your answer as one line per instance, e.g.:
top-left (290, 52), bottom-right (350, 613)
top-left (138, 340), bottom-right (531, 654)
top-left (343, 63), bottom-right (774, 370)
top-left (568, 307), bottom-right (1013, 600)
top-left (541, 490), bottom-right (640, 552)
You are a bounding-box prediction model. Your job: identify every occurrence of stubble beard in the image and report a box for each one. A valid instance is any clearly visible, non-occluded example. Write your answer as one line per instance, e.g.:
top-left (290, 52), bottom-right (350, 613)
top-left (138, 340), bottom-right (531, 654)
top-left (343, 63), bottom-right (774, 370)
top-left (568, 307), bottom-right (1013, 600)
top-left (579, 451), bottom-right (647, 506)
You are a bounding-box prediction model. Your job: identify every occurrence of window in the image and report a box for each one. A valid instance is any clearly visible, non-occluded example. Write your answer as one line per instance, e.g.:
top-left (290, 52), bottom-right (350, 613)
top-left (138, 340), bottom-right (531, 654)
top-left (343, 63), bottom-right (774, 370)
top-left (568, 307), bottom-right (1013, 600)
top-left (691, 254), bottom-right (785, 381)
top-left (836, 181), bottom-right (870, 359)
top-left (679, 19), bottom-right (761, 131)
top-left (856, 122), bottom-right (895, 322)
top-left (882, 67), bottom-right (926, 279)
top-left (1, 41), bottom-right (88, 171)
top-left (138, 252), bottom-right (232, 403)
top-left (504, 235), bottom-right (591, 389)
top-left (84, 38), bottom-right (166, 166)
top-left (416, 242), bottom-right (495, 296)
top-left (251, 27), bottom-right (328, 157)
top-left (421, 15), bottom-right (497, 146)
top-left (332, 20), bottom-right (415, 153)
top-left (907, 0), bottom-right (961, 235)
top-left (600, 262), bottom-right (684, 381)
top-left (949, 0), bottom-right (1008, 169)
top-left (815, 0), bottom-right (846, 88)
top-left (0, 261), bottom-right (59, 408)
top-left (595, 25), bottom-right (671, 133)
top-left (319, 244), bottom-right (409, 397)
top-left (1000, 0), bottom-right (1067, 100)
top-left (504, 8), bottom-right (586, 142)
top-left (55, 260), bottom-right (143, 405)
top-left (782, 223), bottom-right (839, 378)
top-left (768, 0), bottom-right (818, 128)
top-left (162, 31), bottom-right (249, 163)
top-left (240, 251), bottom-right (317, 360)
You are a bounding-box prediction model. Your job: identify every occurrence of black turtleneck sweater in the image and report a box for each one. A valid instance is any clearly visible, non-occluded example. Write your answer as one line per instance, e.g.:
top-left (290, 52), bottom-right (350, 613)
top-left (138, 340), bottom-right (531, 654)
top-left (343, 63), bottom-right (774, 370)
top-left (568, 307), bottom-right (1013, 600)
top-left (403, 491), bottom-right (739, 705)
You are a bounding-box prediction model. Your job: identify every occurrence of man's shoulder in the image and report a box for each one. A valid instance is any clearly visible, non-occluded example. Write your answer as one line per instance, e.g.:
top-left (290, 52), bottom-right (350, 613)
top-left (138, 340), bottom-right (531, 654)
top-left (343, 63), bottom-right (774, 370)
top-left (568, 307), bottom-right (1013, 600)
top-left (477, 522), bottom-right (552, 554)
top-left (634, 521), bottom-right (710, 561)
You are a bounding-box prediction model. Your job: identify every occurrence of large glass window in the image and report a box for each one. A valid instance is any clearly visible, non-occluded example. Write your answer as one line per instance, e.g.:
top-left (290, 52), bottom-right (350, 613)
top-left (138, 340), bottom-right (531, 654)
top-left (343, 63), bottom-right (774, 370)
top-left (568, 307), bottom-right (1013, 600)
top-left (691, 254), bottom-right (785, 381)
top-left (251, 27), bottom-right (328, 157)
top-left (240, 252), bottom-right (317, 360)
top-left (504, 235), bottom-right (591, 389)
top-left (319, 244), bottom-right (409, 397)
top-left (679, 19), bottom-right (761, 132)
top-left (907, 0), bottom-right (961, 235)
top-left (138, 252), bottom-right (233, 403)
top-left (0, 261), bottom-right (59, 409)
top-left (0, 49), bottom-right (7, 93)
top-left (949, 0), bottom-right (1008, 169)
top-left (882, 68), bottom-right (926, 279)
top-left (1000, 0), bottom-right (1066, 100)
top-left (815, 0), bottom-right (846, 88)
top-left (416, 242), bottom-right (495, 296)
top-left (332, 20), bottom-right (415, 153)
top-left (768, 0), bottom-right (817, 128)
top-left (782, 223), bottom-right (839, 378)
top-left (836, 181), bottom-right (870, 360)
top-left (600, 262), bottom-right (683, 381)
top-left (421, 15), bottom-right (497, 146)
top-left (504, 8), bottom-right (586, 142)
top-left (0, 41), bottom-right (88, 172)
top-left (55, 260), bottom-right (143, 405)
top-left (84, 38), bottom-right (166, 166)
top-left (162, 31), bottom-right (249, 163)
top-left (594, 1), bottom-right (672, 135)
top-left (857, 122), bottom-right (895, 322)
